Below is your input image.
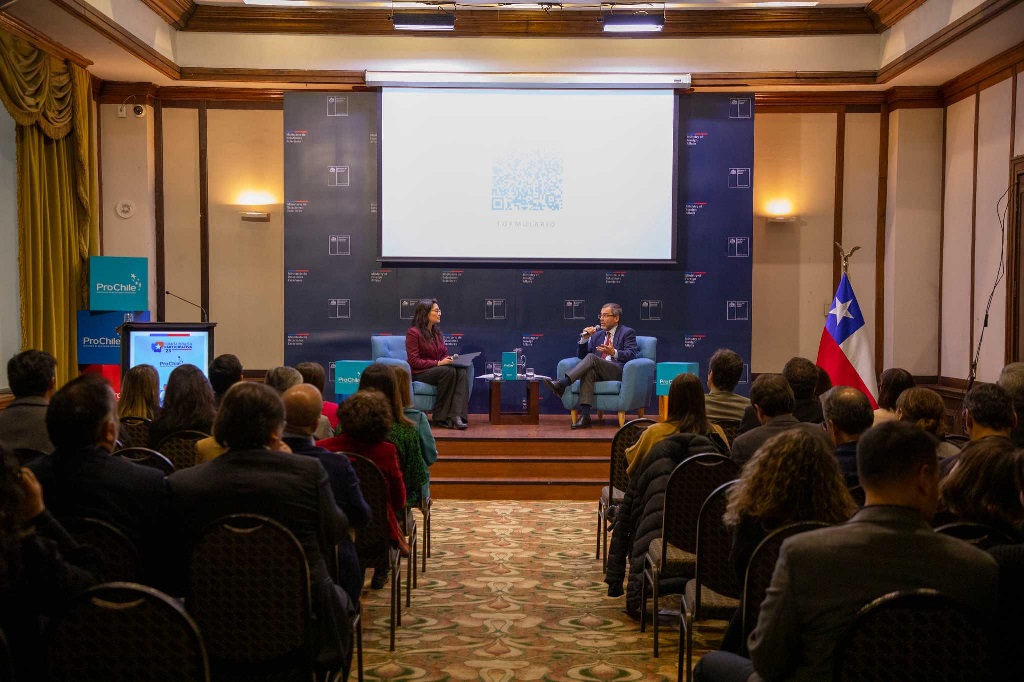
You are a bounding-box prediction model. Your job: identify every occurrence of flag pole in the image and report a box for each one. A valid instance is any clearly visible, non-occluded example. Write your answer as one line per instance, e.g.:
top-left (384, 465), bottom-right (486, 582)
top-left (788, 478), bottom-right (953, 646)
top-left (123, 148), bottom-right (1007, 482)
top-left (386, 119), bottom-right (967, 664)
top-left (835, 242), bottom-right (861, 275)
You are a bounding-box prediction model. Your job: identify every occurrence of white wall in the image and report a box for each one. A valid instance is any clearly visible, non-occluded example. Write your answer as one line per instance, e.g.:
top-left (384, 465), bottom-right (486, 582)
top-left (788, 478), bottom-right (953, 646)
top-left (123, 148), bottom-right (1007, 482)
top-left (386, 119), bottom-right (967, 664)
top-left (0, 106), bottom-right (19, 390)
top-left (843, 113), bottom-right (882, 355)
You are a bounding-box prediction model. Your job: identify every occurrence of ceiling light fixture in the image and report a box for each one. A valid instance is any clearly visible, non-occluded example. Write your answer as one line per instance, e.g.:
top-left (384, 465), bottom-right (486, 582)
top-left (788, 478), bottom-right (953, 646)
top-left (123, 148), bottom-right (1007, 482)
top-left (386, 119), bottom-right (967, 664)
top-left (602, 5), bottom-right (665, 33)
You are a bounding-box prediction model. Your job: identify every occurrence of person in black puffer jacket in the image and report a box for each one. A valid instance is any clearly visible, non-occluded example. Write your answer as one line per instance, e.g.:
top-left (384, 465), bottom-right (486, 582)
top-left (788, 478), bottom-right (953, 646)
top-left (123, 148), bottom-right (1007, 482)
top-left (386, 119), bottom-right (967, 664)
top-left (605, 432), bottom-right (723, 617)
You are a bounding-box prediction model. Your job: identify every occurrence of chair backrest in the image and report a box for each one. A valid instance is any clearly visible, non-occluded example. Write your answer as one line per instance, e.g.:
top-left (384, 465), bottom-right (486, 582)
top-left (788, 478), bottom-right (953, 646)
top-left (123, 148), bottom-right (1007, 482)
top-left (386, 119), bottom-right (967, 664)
top-left (116, 447), bottom-right (175, 476)
top-left (661, 453), bottom-right (740, 556)
top-left (694, 480), bottom-right (741, 604)
top-left (935, 521), bottom-right (1015, 550)
top-left (371, 335), bottom-right (408, 362)
top-left (741, 521), bottom-right (830, 639)
top-left (46, 582), bottom-right (209, 682)
top-left (635, 336), bottom-right (657, 362)
top-left (943, 434), bottom-right (969, 450)
top-left (709, 418), bottom-right (742, 444)
top-left (69, 517), bottom-right (141, 582)
top-left (348, 454), bottom-right (393, 570)
top-left (609, 418), bottom-right (656, 490)
top-left (157, 430), bottom-right (208, 470)
top-left (187, 514), bottom-right (312, 671)
top-left (12, 447), bottom-right (47, 466)
top-left (117, 417), bottom-right (152, 451)
top-left (833, 589), bottom-right (989, 682)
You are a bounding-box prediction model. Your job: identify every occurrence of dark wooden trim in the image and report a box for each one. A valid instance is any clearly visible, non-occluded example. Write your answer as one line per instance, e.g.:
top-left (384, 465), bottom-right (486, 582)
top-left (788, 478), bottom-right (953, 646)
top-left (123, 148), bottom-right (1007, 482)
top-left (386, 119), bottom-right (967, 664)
top-left (94, 82), bottom-right (159, 106)
top-left (969, 87), bottom-right (980, 374)
top-left (876, 0), bottom-right (1024, 85)
top-left (875, 103), bottom-right (889, 370)
top-left (866, 0), bottom-right (931, 30)
top-left (180, 68), bottom-right (365, 86)
top-left (885, 86), bottom-right (944, 110)
top-left (154, 100), bottom-right (165, 323)
top-left (937, 106), bottom-right (947, 377)
top-left (1007, 154), bottom-right (1024, 363)
top-left (693, 72), bottom-right (878, 88)
top-left (834, 106), bottom-right (846, 291)
top-left (183, 5), bottom-right (877, 37)
top-left (159, 86), bottom-right (287, 102)
top-left (50, 0), bottom-right (180, 80)
top-left (198, 102), bottom-right (210, 320)
top-left (942, 41), bottom-right (1024, 104)
top-left (936, 375), bottom-right (972, 390)
top-left (0, 12), bottom-right (93, 66)
top-left (138, 0), bottom-right (196, 30)
top-left (206, 100), bottom-right (283, 111)
top-left (755, 92), bottom-right (885, 109)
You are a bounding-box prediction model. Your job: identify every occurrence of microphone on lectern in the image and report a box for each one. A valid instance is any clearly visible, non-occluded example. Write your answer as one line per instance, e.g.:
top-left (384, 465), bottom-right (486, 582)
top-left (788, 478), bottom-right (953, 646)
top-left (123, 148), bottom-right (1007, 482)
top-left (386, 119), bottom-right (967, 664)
top-left (165, 290), bottom-right (209, 323)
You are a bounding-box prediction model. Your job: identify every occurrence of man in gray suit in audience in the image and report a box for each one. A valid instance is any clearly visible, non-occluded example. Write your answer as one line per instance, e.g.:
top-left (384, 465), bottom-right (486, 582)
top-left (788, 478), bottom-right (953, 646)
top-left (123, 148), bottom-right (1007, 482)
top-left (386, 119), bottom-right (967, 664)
top-left (695, 420), bottom-right (998, 682)
top-left (728, 374), bottom-right (830, 466)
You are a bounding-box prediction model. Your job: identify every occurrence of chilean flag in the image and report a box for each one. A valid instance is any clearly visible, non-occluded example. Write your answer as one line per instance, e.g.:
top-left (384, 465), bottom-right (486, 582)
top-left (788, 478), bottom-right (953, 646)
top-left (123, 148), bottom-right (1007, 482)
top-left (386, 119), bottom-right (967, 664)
top-left (816, 274), bottom-right (879, 408)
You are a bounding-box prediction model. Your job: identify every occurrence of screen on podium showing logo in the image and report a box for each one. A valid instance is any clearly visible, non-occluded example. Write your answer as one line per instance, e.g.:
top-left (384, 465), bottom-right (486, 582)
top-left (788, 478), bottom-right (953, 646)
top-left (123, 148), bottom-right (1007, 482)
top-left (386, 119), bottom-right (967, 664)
top-left (656, 362), bottom-right (700, 396)
top-left (335, 360), bottom-right (372, 396)
top-left (89, 256), bottom-right (149, 311)
top-left (77, 310), bottom-right (150, 365)
top-left (126, 329), bottom-right (211, 400)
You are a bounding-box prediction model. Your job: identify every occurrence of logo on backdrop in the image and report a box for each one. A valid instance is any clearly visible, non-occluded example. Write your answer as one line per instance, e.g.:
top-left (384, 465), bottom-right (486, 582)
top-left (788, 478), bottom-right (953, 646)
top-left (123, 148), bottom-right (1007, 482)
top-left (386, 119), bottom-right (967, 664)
top-left (564, 300), bottom-right (586, 320)
top-left (151, 341), bottom-right (164, 352)
top-left (328, 166), bottom-right (350, 187)
top-left (640, 300), bottom-right (662, 321)
top-left (485, 299), bottom-right (506, 320)
top-left (286, 200), bottom-right (307, 214)
top-left (441, 270), bottom-right (463, 284)
top-left (327, 96), bottom-right (349, 117)
top-left (285, 130), bottom-right (308, 144)
top-left (286, 332), bottom-right (309, 348)
top-left (491, 151), bottom-right (563, 211)
top-left (329, 235), bottom-right (351, 256)
top-left (728, 168), bottom-right (751, 189)
top-left (729, 98), bottom-right (753, 119)
top-left (521, 270), bottom-right (543, 284)
top-left (286, 269), bottom-right (308, 284)
top-left (683, 334), bottom-right (706, 349)
top-left (684, 271), bottom-right (706, 285)
top-left (685, 132), bottom-right (708, 147)
top-left (726, 301), bottom-right (750, 321)
top-left (400, 298), bottom-right (420, 320)
top-left (727, 237), bottom-right (751, 258)
top-left (328, 299), bottom-right (351, 319)
top-left (685, 202), bottom-right (708, 216)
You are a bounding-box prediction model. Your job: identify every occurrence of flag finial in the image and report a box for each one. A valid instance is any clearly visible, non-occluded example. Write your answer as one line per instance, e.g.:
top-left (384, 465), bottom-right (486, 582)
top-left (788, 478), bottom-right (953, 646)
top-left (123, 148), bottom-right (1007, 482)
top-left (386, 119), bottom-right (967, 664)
top-left (835, 242), bottom-right (861, 275)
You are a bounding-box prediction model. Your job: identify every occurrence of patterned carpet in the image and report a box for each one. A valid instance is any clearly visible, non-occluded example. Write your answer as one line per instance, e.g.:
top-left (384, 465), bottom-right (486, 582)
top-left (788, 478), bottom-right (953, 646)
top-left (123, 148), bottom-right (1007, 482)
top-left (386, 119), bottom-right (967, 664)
top-left (357, 501), bottom-right (727, 681)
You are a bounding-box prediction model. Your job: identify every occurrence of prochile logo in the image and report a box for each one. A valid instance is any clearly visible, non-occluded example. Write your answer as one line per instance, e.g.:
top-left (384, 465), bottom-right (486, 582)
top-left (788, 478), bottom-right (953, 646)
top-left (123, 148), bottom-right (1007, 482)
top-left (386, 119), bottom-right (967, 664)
top-left (159, 356), bottom-right (186, 368)
top-left (683, 271), bottom-right (706, 285)
top-left (684, 202), bottom-right (707, 216)
top-left (685, 132), bottom-right (708, 147)
top-left (95, 272), bottom-right (142, 294)
top-left (285, 130), bottom-right (308, 143)
top-left (151, 341), bottom-right (165, 353)
top-left (82, 336), bottom-right (119, 347)
top-left (683, 334), bottom-right (707, 349)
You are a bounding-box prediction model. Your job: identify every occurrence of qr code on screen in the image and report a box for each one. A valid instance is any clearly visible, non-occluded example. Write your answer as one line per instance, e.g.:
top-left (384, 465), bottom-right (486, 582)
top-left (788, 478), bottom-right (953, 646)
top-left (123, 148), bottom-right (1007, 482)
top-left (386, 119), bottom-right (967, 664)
top-left (491, 152), bottom-right (563, 211)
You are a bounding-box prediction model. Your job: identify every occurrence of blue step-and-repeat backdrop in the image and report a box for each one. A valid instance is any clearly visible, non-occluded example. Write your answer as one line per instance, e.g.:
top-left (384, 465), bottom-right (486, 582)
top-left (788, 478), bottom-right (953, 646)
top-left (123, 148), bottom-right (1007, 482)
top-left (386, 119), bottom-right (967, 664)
top-left (283, 92), bottom-right (753, 412)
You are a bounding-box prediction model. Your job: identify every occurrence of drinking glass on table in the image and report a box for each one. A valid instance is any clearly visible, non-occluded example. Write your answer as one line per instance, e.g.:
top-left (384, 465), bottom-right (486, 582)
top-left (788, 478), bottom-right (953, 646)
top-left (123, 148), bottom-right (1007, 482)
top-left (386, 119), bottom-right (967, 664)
top-left (525, 368), bottom-right (535, 380)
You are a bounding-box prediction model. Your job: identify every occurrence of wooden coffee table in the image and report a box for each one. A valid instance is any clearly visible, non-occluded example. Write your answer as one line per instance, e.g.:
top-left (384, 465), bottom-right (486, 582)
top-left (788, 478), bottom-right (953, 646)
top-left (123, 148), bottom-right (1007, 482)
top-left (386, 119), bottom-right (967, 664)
top-left (488, 378), bottom-right (541, 425)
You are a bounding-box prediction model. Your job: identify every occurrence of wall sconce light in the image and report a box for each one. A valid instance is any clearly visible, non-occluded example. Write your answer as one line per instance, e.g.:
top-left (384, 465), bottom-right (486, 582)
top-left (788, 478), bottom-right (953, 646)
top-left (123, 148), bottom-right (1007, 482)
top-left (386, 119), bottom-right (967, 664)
top-left (237, 190), bottom-right (274, 223)
top-left (765, 198), bottom-right (797, 223)
top-left (240, 211), bottom-right (270, 222)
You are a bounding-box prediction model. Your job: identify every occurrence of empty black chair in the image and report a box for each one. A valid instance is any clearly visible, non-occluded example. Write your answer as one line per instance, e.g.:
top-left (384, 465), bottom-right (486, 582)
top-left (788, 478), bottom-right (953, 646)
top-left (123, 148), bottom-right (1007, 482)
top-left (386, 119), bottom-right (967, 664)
top-left (157, 430), bottom-right (208, 470)
top-left (936, 522), bottom-right (1016, 550)
top-left (45, 582), bottom-right (209, 681)
top-left (13, 448), bottom-right (47, 466)
top-left (68, 518), bottom-right (140, 582)
top-left (116, 447), bottom-right (175, 476)
top-left (117, 417), bottom-right (152, 451)
top-left (833, 589), bottom-right (989, 681)
top-left (598, 418), bottom-right (655, 571)
top-left (187, 514), bottom-right (317, 681)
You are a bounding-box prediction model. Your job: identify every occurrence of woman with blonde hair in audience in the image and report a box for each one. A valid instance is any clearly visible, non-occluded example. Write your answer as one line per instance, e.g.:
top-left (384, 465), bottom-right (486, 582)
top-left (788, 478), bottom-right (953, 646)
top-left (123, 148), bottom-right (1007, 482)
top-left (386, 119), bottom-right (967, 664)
top-left (149, 364), bottom-right (217, 447)
top-left (118, 363), bottom-right (160, 420)
top-left (718, 429), bottom-right (856, 653)
top-left (873, 367), bottom-right (915, 424)
top-left (625, 373), bottom-right (728, 476)
top-left (895, 387), bottom-right (960, 459)
top-left (390, 365), bottom-right (437, 501)
top-left (939, 437), bottom-right (1023, 541)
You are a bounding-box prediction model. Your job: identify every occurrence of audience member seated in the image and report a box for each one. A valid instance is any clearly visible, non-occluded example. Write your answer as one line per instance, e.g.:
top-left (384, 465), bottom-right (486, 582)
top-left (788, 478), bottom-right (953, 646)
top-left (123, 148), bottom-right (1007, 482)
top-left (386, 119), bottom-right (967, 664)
top-left (0, 444), bottom-right (102, 681)
top-left (149, 364), bottom-right (216, 447)
top-left (391, 365), bottom-right (437, 501)
top-left (605, 432), bottom-right (722, 616)
top-left (29, 374), bottom-right (170, 588)
top-left (737, 357), bottom-right (823, 435)
top-left (812, 365), bottom-right (832, 400)
top-left (718, 430), bottom-right (855, 654)
top-left (117, 363), bottom-right (160, 420)
top-left (997, 362), bottom-right (1024, 447)
top-left (208, 353), bottom-right (243, 408)
top-left (703, 349), bottom-right (750, 422)
top-left (168, 382), bottom-right (354, 676)
top-left (0, 349), bottom-right (57, 453)
top-left (694, 421), bottom-right (998, 682)
top-left (729, 374), bottom-right (831, 467)
top-left (267, 366), bottom-right (333, 439)
top-left (940, 383), bottom-right (1017, 476)
top-left (938, 436), bottom-right (1023, 541)
top-left (318, 390), bottom-right (409, 588)
top-left (988, 449), bottom-right (1024, 682)
top-left (281, 384), bottom-right (370, 603)
top-left (358, 364), bottom-right (428, 508)
top-left (895, 387), bottom-right (960, 459)
top-left (820, 386), bottom-right (874, 487)
top-left (297, 361), bottom-right (339, 431)
top-left (873, 367), bottom-right (915, 424)
top-left (626, 373), bottom-right (728, 476)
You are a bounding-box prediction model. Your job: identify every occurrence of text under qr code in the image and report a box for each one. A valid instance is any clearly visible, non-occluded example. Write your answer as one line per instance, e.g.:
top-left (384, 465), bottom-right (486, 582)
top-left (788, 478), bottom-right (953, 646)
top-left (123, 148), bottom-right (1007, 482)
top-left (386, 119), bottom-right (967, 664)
top-left (491, 151), bottom-right (563, 211)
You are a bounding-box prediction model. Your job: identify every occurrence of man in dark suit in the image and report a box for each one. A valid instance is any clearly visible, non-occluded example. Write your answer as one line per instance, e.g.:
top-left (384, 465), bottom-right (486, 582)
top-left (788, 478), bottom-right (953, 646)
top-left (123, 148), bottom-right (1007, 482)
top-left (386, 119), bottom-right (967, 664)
top-left (729, 374), bottom-right (830, 466)
top-left (29, 373), bottom-right (170, 587)
top-left (695, 421), bottom-right (998, 682)
top-left (0, 349), bottom-right (57, 455)
top-left (169, 382), bottom-right (354, 677)
top-left (544, 302), bottom-right (639, 429)
top-left (820, 385), bottom-right (874, 487)
top-left (940, 382), bottom-right (1017, 476)
top-left (736, 357), bottom-right (823, 435)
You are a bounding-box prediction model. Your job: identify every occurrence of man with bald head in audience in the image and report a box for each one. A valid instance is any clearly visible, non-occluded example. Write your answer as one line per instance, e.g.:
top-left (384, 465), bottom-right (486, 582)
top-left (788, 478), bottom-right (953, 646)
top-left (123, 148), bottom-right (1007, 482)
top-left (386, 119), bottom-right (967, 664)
top-left (281, 383), bottom-right (370, 603)
top-left (820, 386), bottom-right (875, 487)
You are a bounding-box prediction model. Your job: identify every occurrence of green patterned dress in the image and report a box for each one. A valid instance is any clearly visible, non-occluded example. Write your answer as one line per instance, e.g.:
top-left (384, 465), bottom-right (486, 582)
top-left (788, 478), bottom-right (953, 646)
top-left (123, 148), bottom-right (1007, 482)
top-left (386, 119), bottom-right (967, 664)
top-left (389, 421), bottom-right (429, 508)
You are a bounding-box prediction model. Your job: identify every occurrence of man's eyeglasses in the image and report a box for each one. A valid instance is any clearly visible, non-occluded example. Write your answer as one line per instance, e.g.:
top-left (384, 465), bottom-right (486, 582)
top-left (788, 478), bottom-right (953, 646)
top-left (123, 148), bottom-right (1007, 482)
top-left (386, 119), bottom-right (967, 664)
top-left (599, 313), bottom-right (617, 318)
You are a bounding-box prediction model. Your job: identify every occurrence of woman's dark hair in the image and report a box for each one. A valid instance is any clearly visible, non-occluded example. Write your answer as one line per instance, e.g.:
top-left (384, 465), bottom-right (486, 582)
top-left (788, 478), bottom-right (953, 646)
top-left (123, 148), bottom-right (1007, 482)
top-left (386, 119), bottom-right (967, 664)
top-left (0, 445), bottom-right (25, 589)
top-left (154, 364), bottom-right (216, 435)
top-left (336, 389), bottom-right (393, 444)
top-left (411, 298), bottom-right (441, 340)
top-left (358, 363), bottom-right (413, 428)
top-left (296, 362), bottom-right (326, 394)
top-left (118, 364), bottom-right (160, 420)
top-left (208, 354), bottom-right (243, 398)
top-left (940, 437), bottom-right (1023, 530)
top-left (665, 374), bottom-right (711, 435)
top-left (214, 382), bottom-right (285, 450)
top-left (896, 387), bottom-right (946, 436)
top-left (877, 368), bottom-right (916, 411)
top-left (813, 366), bottom-right (833, 400)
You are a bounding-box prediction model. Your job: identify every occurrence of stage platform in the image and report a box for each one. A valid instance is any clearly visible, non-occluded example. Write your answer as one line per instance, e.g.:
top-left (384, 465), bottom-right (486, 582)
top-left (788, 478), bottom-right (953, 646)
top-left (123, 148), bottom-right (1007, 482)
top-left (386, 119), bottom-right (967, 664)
top-left (429, 413), bottom-right (622, 500)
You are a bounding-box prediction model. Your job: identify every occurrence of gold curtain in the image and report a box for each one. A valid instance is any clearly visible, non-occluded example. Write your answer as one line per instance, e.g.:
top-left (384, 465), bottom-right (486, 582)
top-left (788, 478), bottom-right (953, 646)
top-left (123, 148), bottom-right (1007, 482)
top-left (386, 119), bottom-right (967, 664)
top-left (0, 30), bottom-right (98, 386)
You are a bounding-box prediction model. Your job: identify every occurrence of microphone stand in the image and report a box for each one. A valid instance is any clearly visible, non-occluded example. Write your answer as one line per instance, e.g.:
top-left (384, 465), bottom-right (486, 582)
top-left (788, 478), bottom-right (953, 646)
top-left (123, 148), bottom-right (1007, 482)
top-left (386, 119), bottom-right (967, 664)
top-left (165, 290), bottom-right (209, 323)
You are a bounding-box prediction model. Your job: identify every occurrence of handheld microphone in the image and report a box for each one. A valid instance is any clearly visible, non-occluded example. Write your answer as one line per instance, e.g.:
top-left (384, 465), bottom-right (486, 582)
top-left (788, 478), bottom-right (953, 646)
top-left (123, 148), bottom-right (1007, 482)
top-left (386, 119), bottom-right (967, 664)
top-left (165, 290), bottom-right (209, 323)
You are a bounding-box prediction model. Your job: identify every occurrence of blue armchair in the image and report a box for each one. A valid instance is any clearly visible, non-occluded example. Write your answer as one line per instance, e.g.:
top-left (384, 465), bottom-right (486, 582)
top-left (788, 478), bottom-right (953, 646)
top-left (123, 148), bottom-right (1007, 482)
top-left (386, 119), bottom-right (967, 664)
top-left (555, 336), bottom-right (657, 426)
top-left (370, 335), bottom-right (473, 414)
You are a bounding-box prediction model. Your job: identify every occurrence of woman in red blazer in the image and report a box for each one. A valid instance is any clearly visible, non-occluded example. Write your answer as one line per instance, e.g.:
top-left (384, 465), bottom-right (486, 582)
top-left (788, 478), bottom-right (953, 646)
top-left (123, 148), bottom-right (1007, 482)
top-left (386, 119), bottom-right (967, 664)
top-left (405, 299), bottom-right (470, 430)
